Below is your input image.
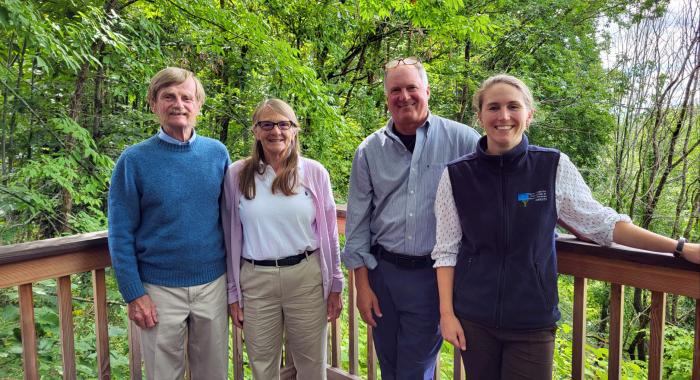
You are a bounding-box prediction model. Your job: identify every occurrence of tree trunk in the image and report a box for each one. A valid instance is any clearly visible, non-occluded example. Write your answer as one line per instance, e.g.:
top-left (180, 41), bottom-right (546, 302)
top-left (1, 32), bottom-right (15, 179)
top-left (92, 60), bottom-right (105, 140)
top-left (8, 36), bottom-right (28, 174)
top-left (628, 288), bottom-right (648, 361)
top-left (27, 56), bottom-right (37, 161)
top-left (58, 0), bottom-right (119, 234)
top-left (684, 189), bottom-right (700, 239)
top-left (457, 39), bottom-right (471, 123)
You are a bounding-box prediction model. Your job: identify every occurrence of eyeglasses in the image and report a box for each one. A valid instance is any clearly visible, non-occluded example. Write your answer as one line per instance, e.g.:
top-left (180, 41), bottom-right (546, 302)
top-left (255, 120), bottom-right (295, 131)
top-left (384, 57), bottom-right (421, 70)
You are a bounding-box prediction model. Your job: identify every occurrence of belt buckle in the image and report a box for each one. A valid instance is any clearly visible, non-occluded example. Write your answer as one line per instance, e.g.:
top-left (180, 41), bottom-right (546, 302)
top-left (406, 256), bottom-right (418, 269)
top-left (396, 254), bottom-right (413, 268)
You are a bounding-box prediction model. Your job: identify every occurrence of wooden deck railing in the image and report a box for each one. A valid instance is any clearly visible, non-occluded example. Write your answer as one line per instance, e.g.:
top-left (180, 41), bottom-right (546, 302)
top-left (0, 207), bottom-right (698, 379)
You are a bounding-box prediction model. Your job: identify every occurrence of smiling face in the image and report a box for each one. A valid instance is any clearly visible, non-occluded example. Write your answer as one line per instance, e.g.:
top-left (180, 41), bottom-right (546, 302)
top-left (150, 77), bottom-right (201, 140)
top-left (478, 82), bottom-right (534, 155)
top-left (385, 64), bottom-right (430, 134)
top-left (253, 108), bottom-right (298, 162)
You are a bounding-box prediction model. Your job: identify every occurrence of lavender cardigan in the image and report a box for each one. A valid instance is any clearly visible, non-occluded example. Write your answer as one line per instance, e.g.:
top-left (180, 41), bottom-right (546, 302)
top-left (221, 157), bottom-right (344, 306)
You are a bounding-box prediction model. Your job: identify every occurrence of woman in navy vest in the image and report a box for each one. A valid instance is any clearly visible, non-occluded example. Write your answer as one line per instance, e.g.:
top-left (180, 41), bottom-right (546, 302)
top-left (431, 74), bottom-right (700, 379)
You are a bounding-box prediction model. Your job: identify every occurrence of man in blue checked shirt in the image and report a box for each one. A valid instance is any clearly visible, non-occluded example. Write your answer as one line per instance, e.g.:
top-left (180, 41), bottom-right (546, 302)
top-left (342, 58), bottom-right (480, 380)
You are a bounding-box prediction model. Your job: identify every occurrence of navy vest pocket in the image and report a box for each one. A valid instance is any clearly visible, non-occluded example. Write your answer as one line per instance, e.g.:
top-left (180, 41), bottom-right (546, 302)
top-left (454, 255), bottom-right (474, 290)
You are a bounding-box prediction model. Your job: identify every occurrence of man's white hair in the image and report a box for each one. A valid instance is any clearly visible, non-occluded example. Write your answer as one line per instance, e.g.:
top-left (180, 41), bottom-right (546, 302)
top-left (383, 63), bottom-right (429, 94)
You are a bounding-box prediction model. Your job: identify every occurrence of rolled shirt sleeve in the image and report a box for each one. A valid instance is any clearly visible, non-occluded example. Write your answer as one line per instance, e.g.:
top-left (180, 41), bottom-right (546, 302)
top-left (556, 153), bottom-right (631, 246)
top-left (431, 168), bottom-right (461, 267)
top-left (342, 144), bottom-right (378, 270)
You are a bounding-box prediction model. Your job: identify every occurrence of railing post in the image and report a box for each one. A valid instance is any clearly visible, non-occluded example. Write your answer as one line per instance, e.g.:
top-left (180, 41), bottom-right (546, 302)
top-left (127, 320), bottom-right (142, 380)
top-left (572, 277), bottom-right (587, 380)
top-left (367, 326), bottom-right (376, 380)
top-left (92, 269), bottom-right (111, 379)
top-left (348, 270), bottom-right (359, 375)
top-left (648, 291), bottom-right (666, 380)
top-left (18, 284), bottom-right (39, 380)
top-left (232, 325), bottom-right (244, 380)
top-left (331, 319), bottom-right (341, 368)
top-left (608, 283), bottom-right (624, 380)
top-left (57, 275), bottom-right (77, 380)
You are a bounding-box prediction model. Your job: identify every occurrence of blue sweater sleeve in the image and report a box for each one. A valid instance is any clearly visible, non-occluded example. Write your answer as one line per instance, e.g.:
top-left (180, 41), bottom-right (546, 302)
top-left (107, 151), bottom-right (146, 302)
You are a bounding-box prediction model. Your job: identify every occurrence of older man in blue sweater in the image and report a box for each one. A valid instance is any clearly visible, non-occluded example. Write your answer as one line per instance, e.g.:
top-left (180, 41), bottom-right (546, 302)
top-left (108, 67), bottom-right (230, 380)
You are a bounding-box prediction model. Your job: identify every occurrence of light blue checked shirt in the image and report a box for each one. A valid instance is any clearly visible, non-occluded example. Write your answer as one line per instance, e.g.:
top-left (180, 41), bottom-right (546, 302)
top-left (342, 113), bottom-right (480, 270)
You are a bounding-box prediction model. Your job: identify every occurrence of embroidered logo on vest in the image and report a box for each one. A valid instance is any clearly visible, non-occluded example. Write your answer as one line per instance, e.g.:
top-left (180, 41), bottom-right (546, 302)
top-left (517, 190), bottom-right (548, 207)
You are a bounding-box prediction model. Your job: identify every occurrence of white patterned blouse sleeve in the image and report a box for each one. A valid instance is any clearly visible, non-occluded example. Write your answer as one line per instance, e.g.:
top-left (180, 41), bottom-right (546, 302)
top-left (556, 153), bottom-right (631, 246)
top-left (432, 168), bottom-right (462, 267)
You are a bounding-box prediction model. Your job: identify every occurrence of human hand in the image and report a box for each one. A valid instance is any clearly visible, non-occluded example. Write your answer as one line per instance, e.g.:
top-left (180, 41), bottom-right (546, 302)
top-left (327, 292), bottom-right (343, 321)
top-left (356, 283), bottom-right (382, 327)
top-left (440, 313), bottom-right (466, 351)
top-left (682, 242), bottom-right (700, 264)
top-left (128, 295), bottom-right (158, 329)
top-left (229, 302), bottom-right (244, 329)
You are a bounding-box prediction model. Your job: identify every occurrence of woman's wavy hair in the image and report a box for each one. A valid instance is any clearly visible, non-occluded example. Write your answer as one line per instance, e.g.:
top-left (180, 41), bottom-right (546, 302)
top-left (239, 99), bottom-right (301, 200)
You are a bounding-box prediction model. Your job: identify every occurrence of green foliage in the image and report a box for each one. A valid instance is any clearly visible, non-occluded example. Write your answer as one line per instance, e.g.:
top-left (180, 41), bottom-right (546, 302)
top-left (2, 0), bottom-right (659, 237)
top-left (0, 0), bottom-right (697, 378)
top-left (1, 117), bottom-right (112, 240)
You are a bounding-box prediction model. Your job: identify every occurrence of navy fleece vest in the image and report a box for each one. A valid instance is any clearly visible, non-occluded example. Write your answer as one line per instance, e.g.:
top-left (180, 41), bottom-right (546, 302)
top-left (448, 135), bottom-right (561, 329)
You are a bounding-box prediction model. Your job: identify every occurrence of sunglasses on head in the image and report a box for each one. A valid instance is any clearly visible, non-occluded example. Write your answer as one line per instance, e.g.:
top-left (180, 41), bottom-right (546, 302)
top-left (384, 57), bottom-right (421, 70)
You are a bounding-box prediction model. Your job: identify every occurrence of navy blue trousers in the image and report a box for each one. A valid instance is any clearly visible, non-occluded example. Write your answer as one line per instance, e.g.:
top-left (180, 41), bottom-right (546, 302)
top-left (368, 259), bottom-right (442, 380)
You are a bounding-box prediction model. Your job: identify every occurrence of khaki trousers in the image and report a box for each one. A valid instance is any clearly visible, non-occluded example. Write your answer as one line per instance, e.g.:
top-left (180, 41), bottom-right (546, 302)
top-left (141, 274), bottom-right (228, 380)
top-left (241, 253), bottom-right (328, 380)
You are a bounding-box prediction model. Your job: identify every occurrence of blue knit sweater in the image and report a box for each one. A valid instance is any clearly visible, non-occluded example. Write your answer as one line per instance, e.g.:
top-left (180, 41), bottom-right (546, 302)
top-left (108, 135), bottom-right (231, 302)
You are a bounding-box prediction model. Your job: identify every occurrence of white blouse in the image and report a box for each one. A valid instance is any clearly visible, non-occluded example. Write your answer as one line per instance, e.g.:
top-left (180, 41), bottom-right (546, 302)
top-left (431, 153), bottom-right (631, 267)
top-left (239, 164), bottom-right (318, 260)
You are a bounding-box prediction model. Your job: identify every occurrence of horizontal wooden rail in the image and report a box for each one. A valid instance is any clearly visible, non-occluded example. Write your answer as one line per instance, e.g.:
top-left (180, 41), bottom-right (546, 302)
top-left (1, 211), bottom-right (699, 379)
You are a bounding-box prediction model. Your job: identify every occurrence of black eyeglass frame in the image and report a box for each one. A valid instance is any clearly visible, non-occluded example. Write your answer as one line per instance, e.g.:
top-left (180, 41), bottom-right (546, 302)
top-left (255, 120), bottom-right (296, 131)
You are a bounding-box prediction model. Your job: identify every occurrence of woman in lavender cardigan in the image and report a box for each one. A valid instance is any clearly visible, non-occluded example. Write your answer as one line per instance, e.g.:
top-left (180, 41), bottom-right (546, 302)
top-left (221, 99), bottom-right (343, 380)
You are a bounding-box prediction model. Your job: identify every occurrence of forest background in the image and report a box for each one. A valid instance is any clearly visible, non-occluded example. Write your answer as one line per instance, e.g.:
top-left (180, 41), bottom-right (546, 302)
top-left (0, 0), bottom-right (698, 378)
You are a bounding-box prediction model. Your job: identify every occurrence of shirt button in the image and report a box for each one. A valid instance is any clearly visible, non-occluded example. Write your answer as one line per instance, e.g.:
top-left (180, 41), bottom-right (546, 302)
top-left (409, 190), bottom-right (415, 194)
top-left (407, 236), bottom-right (413, 240)
top-left (409, 213), bottom-right (413, 217)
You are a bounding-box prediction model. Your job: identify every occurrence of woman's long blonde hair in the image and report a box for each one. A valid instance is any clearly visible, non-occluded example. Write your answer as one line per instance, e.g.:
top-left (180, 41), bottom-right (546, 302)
top-left (239, 99), bottom-right (301, 200)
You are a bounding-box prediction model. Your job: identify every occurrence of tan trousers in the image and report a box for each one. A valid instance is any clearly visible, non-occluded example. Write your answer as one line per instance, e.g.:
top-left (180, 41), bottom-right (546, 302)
top-left (241, 253), bottom-right (328, 380)
top-left (141, 274), bottom-right (228, 380)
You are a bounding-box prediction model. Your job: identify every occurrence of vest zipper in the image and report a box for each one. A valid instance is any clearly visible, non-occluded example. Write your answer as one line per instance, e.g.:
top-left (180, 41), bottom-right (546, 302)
top-left (495, 156), bottom-right (507, 328)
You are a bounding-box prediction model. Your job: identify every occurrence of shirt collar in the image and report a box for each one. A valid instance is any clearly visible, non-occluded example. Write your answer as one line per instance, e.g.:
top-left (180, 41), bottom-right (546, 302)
top-left (257, 159), bottom-right (304, 179)
top-left (385, 111), bottom-right (433, 139)
top-left (158, 127), bottom-right (197, 145)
